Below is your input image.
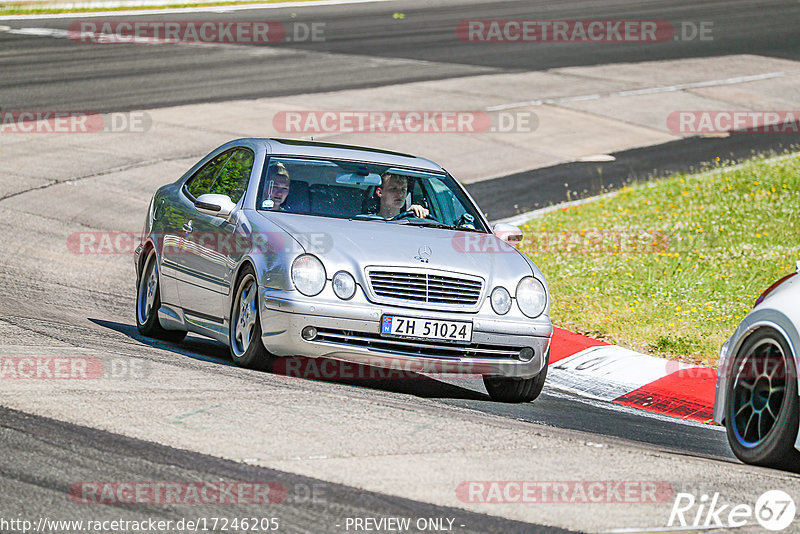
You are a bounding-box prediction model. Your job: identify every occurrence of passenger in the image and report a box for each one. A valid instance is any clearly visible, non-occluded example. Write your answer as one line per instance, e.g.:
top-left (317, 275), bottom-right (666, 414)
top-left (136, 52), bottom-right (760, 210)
top-left (263, 162), bottom-right (290, 210)
top-left (376, 173), bottom-right (429, 219)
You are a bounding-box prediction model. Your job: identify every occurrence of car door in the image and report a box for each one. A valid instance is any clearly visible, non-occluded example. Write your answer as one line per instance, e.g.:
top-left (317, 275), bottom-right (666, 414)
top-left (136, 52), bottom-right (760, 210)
top-left (159, 150), bottom-right (232, 318)
top-left (177, 148), bottom-right (255, 324)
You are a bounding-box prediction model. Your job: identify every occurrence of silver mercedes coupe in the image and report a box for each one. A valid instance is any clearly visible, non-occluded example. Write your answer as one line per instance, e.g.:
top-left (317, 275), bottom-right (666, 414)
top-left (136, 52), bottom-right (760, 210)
top-left (135, 138), bottom-right (552, 402)
top-left (714, 262), bottom-right (800, 469)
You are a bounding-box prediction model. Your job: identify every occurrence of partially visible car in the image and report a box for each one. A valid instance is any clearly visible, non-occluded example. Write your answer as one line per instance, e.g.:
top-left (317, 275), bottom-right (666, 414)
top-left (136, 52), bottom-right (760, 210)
top-left (135, 138), bottom-right (553, 403)
top-left (714, 261), bottom-right (800, 469)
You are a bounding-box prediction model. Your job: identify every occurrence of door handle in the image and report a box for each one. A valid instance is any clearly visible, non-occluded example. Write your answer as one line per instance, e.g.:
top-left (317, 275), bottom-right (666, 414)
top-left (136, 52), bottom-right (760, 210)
top-left (183, 221), bottom-right (193, 233)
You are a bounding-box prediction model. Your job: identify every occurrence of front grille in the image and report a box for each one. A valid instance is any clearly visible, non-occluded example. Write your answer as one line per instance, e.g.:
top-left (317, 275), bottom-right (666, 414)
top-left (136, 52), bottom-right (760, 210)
top-left (366, 268), bottom-right (483, 309)
top-left (315, 328), bottom-right (524, 360)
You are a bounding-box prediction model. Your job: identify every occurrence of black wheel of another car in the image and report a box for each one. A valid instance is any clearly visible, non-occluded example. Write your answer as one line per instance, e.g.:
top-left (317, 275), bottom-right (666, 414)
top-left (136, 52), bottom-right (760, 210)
top-left (484, 352), bottom-right (549, 403)
top-left (229, 265), bottom-right (275, 370)
top-left (136, 249), bottom-right (186, 342)
top-left (726, 328), bottom-right (800, 470)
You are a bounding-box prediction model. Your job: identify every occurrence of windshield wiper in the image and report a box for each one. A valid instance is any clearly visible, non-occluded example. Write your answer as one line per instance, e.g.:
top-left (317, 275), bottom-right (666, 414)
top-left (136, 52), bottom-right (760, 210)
top-left (350, 216), bottom-right (484, 232)
top-left (391, 218), bottom-right (455, 229)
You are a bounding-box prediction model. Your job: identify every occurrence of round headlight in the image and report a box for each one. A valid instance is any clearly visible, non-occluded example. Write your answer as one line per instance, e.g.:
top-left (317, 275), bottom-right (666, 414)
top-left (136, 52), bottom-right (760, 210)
top-left (291, 254), bottom-right (326, 296)
top-left (516, 277), bottom-right (547, 318)
top-left (332, 271), bottom-right (356, 300)
top-left (490, 286), bottom-right (511, 315)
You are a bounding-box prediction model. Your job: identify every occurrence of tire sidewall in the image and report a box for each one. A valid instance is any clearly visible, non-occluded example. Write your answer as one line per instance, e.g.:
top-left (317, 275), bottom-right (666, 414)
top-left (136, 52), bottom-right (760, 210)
top-left (229, 266), bottom-right (266, 368)
top-left (136, 250), bottom-right (161, 332)
top-left (725, 328), bottom-right (800, 466)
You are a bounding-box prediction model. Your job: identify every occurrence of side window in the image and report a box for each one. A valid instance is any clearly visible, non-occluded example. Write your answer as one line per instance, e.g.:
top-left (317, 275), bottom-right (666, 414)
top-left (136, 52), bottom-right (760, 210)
top-left (209, 148), bottom-right (254, 203)
top-left (186, 152), bottom-right (230, 199)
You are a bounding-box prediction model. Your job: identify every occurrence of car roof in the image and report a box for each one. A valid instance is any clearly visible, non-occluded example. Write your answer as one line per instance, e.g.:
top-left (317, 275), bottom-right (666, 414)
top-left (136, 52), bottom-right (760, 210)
top-left (251, 138), bottom-right (446, 174)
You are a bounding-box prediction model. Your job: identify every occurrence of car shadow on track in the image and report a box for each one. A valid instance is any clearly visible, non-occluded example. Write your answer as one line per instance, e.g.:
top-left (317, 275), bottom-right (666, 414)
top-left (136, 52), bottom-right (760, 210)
top-left (90, 318), bottom-right (234, 366)
top-left (90, 319), bottom-right (489, 401)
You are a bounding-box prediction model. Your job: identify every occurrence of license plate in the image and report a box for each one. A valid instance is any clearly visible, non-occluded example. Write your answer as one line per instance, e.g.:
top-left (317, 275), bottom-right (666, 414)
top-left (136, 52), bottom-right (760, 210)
top-left (381, 315), bottom-right (472, 343)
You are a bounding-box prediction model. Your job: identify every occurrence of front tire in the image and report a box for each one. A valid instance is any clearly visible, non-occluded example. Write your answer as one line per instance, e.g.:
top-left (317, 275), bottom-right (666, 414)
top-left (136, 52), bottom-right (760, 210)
top-left (229, 265), bottom-right (275, 370)
top-left (136, 249), bottom-right (186, 342)
top-left (483, 352), bottom-right (549, 403)
top-left (725, 328), bottom-right (800, 470)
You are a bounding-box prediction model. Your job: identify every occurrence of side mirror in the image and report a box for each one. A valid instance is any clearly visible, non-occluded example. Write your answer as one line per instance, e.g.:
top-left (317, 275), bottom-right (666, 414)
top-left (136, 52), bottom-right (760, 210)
top-left (195, 193), bottom-right (237, 220)
top-left (493, 223), bottom-right (523, 246)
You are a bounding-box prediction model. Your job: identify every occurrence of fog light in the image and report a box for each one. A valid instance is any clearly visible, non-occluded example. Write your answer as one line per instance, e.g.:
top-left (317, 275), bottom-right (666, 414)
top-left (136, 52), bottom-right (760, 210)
top-left (490, 286), bottom-right (512, 315)
top-left (302, 326), bottom-right (318, 341)
top-left (518, 347), bottom-right (535, 362)
top-left (332, 271), bottom-right (356, 300)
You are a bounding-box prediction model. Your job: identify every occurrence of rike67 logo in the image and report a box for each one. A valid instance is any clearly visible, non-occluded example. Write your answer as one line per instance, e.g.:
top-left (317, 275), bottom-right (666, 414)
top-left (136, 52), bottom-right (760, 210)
top-left (669, 490), bottom-right (796, 531)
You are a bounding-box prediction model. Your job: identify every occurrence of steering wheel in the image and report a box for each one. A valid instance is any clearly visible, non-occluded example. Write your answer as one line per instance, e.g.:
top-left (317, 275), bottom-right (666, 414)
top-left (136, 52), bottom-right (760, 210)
top-left (390, 210), bottom-right (418, 221)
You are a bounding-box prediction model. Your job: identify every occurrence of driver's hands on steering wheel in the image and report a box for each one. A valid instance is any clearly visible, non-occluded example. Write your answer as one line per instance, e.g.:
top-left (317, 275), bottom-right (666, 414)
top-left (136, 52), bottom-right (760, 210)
top-left (409, 204), bottom-right (429, 218)
top-left (389, 205), bottom-right (431, 221)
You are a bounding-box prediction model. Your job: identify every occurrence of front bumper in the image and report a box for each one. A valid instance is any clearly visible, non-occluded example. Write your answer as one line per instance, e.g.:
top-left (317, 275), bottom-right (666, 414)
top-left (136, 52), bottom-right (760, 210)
top-left (260, 287), bottom-right (552, 378)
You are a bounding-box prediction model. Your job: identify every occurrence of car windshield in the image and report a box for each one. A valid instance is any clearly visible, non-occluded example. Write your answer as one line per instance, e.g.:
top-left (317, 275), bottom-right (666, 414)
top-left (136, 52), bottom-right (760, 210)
top-left (257, 157), bottom-right (487, 232)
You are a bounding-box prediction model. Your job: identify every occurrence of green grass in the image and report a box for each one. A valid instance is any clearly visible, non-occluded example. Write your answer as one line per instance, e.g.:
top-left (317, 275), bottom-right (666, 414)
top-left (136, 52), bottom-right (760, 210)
top-left (520, 152), bottom-right (800, 367)
top-left (0, 0), bottom-right (316, 15)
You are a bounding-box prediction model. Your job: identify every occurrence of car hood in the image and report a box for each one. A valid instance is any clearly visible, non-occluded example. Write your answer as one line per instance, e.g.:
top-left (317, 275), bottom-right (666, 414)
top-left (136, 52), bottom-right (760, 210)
top-left (258, 213), bottom-right (540, 287)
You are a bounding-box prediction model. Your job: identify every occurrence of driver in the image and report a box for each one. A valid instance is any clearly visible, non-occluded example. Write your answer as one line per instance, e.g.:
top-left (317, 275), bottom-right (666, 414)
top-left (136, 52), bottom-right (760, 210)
top-left (376, 173), bottom-right (429, 219)
top-left (263, 162), bottom-right (290, 210)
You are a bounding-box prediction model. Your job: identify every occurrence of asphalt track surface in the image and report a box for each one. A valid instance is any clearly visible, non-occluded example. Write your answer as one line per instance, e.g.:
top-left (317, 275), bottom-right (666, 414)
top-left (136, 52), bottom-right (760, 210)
top-left (0, 317), bottom-right (734, 531)
top-left (1, 0), bottom-right (799, 111)
top-left (2, 0), bottom-right (799, 218)
top-left (2, 0), bottom-right (800, 531)
top-left (0, 406), bottom-right (567, 534)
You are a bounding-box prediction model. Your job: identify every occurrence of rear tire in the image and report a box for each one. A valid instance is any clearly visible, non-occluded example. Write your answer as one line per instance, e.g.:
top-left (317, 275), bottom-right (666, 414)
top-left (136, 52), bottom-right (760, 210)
top-left (725, 328), bottom-right (800, 470)
top-left (484, 352), bottom-right (549, 403)
top-left (136, 249), bottom-right (187, 342)
top-left (229, 265), bottom-right (275, 370)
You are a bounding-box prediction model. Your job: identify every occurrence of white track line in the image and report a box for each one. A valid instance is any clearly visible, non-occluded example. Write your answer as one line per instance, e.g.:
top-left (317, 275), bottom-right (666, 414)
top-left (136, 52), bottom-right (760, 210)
top-left (486, 71), bottom-right (800, 112)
